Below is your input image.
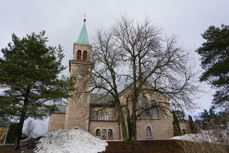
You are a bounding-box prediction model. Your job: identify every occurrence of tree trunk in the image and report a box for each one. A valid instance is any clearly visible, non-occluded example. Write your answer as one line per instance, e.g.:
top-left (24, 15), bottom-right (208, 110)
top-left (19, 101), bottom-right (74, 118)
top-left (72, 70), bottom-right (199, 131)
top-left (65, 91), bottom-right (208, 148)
top-left (14, 110), bottom-right (26, 150)
top-left (129, 116), bottom-right (137, 141)
top-left (116, 102), bottom-right (128, 140)
top-left (127, 118), bottom-right (132, 141)
top-left (14, 88), bottom-right (30, 150)
top-left (119, 115), bottom-right (128, 141)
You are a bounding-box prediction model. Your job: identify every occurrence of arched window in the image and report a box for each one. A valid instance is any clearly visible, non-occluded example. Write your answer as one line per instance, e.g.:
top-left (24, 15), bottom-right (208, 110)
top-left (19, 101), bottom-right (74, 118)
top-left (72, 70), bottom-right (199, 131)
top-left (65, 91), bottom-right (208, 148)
top-left (93, 111), bottom-right (98, 120)
top-left (108, 129), bottom-right (113, 140)
top-left (151, 107), bottom-right (159, 119)
top-left (99, 111), bottom-right (104, 120)
top-left (83, 51), bottom-right (87, 61)
top-left (141, 96), bottom-right (149, 108)
top-left (77, 50), bottom-right (82, 60)
top-left (96, 129), bottom-right (101, 138)
top-left (146, 126), bottom-right (152, 137)
top-left (104, 111), bottom-right (109, 120)
top-left (143, 96), bottom-right (149, 118)
top-left (102, 129), bottom-right (107, 140)
top-left (145, 111), bottom-right (151, 118)
top-left (138, 96), bottom-right (149, 118)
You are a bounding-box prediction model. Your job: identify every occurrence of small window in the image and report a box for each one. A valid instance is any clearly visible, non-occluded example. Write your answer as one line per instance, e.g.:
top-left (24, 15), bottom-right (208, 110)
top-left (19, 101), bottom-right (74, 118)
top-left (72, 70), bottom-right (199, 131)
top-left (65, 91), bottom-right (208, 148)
top-left (83, 51), bottom-right (87, 61)
top-left (93, 111), bottom-right (98, 120)
top-left (108, 129), bottom-right (113, 140)
top-left (104, 112), bottom-right (109, 120)
top-left (77, 50), bottom-right (82, 60)
top-left (96, 129), bottom-right (101, 138)
top-left (99, 111), bottom-right (104, 120)
top-left (145, 111), bottom-right (151, 118)
top-left (146, 126), bottom-right (152, 137)
top-left (102, 129), bottom-right (107, 140)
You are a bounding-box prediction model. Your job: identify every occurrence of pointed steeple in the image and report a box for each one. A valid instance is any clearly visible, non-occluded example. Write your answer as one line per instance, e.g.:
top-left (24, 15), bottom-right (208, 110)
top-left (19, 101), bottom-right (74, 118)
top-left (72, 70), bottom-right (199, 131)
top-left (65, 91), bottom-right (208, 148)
top-left (77, 18), bottom-right (90, 45)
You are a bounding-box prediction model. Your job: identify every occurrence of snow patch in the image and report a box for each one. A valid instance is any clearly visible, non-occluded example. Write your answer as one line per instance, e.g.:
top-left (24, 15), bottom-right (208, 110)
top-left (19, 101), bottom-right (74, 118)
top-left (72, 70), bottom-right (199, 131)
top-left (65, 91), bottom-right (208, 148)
top-left (172, 133), bottom-right (215, 142)
top-left (23, 117), bottom-right (49, 137)
top-left (34, 129), bottom-right (108, 153)
top-left (171, 130), bottom-right (229, 144)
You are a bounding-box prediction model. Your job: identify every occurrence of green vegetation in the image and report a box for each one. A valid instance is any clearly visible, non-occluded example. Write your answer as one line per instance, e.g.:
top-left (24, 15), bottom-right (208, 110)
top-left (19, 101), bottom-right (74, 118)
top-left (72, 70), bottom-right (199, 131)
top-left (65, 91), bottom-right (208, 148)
top-left (197, 25), bottom-right (229, 108)
top-left (188, 115), bottom-right (198, 134)
top-left (0, 31), bottom-right (72, 149)
top-left (5, 123), bottom-right (28, 144)
top-left (195, 108), bottom-right (228, 130)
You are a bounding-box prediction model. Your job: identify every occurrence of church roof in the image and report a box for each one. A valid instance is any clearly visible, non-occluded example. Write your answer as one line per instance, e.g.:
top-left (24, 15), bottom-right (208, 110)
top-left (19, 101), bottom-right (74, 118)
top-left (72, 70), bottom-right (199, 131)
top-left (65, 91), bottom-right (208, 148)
top-left (53, 94), bottom-right (114, 113)
top-left (90, 94), bottom-right (114, 107)
top-left (76, 22), bottom-right (90, 45)
top-left (53, 105), bottom-right (66, 113)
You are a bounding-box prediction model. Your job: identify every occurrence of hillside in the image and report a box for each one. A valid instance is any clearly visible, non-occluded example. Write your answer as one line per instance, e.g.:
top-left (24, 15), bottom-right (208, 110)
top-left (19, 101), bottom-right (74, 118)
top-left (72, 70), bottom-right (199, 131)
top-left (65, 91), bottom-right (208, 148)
top-left (100, 140), bottom-right (184, 153)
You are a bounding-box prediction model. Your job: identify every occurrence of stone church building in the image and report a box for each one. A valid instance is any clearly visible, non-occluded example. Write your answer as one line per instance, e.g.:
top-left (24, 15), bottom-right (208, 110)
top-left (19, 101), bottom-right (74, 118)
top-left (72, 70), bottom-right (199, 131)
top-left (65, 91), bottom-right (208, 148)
top-left (48, 20), bottom-right (189, 140)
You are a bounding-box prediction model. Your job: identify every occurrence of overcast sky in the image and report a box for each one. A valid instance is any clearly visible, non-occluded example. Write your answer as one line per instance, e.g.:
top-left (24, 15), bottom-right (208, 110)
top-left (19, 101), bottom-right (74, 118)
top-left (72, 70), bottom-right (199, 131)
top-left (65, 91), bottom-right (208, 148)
top-left (0, 0), bottom-right (228, 135)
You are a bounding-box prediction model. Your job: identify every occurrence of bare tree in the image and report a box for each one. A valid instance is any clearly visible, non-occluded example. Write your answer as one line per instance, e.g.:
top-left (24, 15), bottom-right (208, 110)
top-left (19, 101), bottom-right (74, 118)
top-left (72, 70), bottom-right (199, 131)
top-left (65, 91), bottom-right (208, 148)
top-left (91, 16), bottom-right (197, 141)
top-left (92, 29), bottom-right (128, 140)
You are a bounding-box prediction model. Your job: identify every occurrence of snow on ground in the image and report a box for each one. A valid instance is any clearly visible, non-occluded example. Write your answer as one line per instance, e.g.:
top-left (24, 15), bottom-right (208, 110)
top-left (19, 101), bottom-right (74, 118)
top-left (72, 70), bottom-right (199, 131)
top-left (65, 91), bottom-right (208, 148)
top-left (171, 130), bottom-right (229, 144)
top-left (23, 117), bottom-right (49, 137)
top-left (172, 133), bottom-right (216, 143)
top-left (34, 129), bottom-right (108, 153)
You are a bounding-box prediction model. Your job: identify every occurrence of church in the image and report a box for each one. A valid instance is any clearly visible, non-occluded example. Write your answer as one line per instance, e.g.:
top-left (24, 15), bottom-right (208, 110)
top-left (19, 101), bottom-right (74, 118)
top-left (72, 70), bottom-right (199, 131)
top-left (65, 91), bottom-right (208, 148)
top-left (48, 20), bottom-right (190, 140)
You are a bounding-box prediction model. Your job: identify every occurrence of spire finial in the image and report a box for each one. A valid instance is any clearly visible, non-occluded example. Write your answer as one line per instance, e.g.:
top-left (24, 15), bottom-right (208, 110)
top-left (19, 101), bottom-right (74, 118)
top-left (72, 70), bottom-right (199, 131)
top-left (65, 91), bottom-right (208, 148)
top-left (83, 14), bottom-right (86, 23)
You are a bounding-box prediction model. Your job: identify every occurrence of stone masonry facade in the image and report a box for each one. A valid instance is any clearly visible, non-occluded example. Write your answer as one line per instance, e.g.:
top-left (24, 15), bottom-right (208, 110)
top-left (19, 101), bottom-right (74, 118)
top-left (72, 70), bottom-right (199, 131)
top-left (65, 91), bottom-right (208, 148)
top-left (48, 21), bottom-right (190, 140)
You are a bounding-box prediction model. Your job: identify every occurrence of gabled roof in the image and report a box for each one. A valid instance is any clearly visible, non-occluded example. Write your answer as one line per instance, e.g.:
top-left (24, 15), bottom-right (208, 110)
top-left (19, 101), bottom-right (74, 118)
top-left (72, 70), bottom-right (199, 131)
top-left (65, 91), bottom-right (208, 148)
top-left (90, 93), bottom-right (114, 107)
top-left (76, 23), bottom-right (90, 45)
top-left (53, 82), bottom-right (167, 114)
top-left (53, 94), bottom-right (114, 113)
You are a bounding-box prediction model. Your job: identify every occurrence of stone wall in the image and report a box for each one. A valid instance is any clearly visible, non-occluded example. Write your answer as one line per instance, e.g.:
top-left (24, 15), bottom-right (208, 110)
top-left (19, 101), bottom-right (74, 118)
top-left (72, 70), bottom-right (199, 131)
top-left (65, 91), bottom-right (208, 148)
top-left (137, 118), bottom-right (174, 140)
top-left (65, 42), bottom-right (91, 130)
top-left (64, 96), bottom-right (90, 130)
top-left (89, 121), bottom-right (120, 140)
top-left (179, 121), bottom-right (190, 134)
top-left (48, 113), bottom-right (65, 131)
top-left (73, 43), bottom-right (92, 61)
top-left (90, 106), bottom-right (117, 120)
top-left (48, 80), bottom-right (175, 140)
top-left (118, 83), bottom-right (174, 140)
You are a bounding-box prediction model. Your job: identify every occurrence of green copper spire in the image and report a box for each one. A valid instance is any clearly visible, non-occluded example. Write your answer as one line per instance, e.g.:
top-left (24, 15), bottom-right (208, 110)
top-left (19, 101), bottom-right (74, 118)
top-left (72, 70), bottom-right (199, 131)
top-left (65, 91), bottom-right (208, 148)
top-left (77, 19), bottom-right (90, 45)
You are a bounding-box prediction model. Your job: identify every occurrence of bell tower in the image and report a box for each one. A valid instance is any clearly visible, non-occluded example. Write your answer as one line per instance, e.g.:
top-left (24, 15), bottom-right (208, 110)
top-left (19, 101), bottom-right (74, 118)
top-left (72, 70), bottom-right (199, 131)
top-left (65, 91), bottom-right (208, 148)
top-left (65, 19), bottom-right (92, 131)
